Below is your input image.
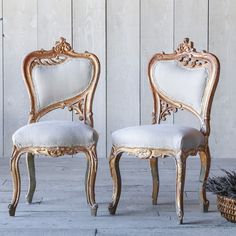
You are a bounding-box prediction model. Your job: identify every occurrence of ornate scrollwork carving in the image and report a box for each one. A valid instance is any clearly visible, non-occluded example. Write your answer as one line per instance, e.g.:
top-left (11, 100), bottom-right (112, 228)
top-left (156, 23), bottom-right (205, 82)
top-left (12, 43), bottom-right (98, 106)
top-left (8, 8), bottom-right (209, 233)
top-left (32, 55), bottom-right (67, 67)
top-left (160, 99), bottom-right (179, 121)
top-left (68, 99), bottom-right (85, 121)
top-left (53, 37), bottom-right (73, 53)
top-left (178, 54), bottom-right (208, 68)
top-left (175, 38), bottom-right (196, 53)
top-left (32, 146), bottom-right (83, 157)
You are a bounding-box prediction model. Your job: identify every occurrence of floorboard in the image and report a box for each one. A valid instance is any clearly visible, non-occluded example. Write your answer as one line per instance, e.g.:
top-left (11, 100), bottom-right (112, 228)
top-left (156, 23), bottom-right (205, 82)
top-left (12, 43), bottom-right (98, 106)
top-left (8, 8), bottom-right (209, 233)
top-left (0, 156), bottom-right (236, 235)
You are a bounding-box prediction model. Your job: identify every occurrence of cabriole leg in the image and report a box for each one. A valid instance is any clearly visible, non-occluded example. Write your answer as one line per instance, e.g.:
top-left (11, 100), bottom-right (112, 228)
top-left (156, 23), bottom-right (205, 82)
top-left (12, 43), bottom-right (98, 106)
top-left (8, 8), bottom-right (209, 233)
top-left (85, 145), bottom-right (98, 216)
top-left (175, 154), bottom-right (186, 224)
top-left (9, 147), bottom-right (22, 216)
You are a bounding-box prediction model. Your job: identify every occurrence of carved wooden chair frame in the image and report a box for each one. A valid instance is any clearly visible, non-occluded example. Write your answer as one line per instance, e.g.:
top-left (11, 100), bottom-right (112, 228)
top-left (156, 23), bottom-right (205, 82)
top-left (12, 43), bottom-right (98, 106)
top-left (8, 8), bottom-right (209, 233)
top-left (108, 38), bottom-right (220, 224)
top-left (9, 38), bottom-right (100, 216)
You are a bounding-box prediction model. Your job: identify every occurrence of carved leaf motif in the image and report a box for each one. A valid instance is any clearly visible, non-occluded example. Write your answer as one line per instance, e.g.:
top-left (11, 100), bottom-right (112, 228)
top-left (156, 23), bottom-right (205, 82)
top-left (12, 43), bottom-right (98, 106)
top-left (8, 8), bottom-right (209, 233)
top-left (175, 38), bottom-right (196, 53)
top-left (32, 56), bottom-right (67, 67)
top-left (160, 100), bottom-right (178, 121)
top-left (68, 99), bottom-right (85, 121)
top-left (53, 37), bottom-right (73, 53)
top-left (33, 146), bottom-right (82, 157)
top-left (178, 54), bottom-right (208, 68)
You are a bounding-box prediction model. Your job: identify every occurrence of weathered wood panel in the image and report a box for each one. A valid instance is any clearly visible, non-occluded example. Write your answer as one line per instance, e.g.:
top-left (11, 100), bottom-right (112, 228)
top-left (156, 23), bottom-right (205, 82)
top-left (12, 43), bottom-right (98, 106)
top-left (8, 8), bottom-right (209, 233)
top-left (141, 0), bottom-right (174, 125)
top-left (38, 0), bottom-right (72, 122)
top-left (209, 0), bottom-right (236, 157)
top-left (0, 1), bottom-right (3, 156)
top-left (3, 0), bottom-right (37, 156)
top-left (73, 0), bottom-right (106, 158)
top-left (174, 0), bottom-right (208, 130)
top-left (107, 0), bottom-right (140, 153)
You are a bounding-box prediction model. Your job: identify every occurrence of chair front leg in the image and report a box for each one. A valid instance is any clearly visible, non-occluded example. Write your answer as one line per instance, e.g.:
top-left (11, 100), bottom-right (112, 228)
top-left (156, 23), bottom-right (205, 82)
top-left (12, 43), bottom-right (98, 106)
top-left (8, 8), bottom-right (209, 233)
top-left (149, 158), bottom-right (159, 205)
top-left (108, 146), bottom-right (122, 215)
top-left (85, 144), bottom-right (98, 216)
top-left (199, 146), bottom-right (211, 212)
top-left (26, 153), bottom-right (36, 203)
top-left (175, 153), bottom-right (186, 224)
top-left (9, 146), bottom-right (22, 216)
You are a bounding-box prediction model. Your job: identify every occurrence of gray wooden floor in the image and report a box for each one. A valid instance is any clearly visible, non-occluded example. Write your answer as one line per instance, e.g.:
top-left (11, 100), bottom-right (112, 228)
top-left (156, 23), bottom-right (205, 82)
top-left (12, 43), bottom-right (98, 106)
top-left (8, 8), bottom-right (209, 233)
top-left (0, 156), bottom-right (236, 236)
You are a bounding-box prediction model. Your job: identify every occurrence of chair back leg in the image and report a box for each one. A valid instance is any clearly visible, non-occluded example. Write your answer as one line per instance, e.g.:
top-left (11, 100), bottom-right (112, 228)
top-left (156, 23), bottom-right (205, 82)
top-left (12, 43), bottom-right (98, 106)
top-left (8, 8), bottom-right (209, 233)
top-left (108, 147), bottom-right (122, 215)
top-left (149, 158), bottom-right (159, 205)
top-left (199, 146), bottom-right (211, 212)
top-left (26, 153), bottom-right (36, 203)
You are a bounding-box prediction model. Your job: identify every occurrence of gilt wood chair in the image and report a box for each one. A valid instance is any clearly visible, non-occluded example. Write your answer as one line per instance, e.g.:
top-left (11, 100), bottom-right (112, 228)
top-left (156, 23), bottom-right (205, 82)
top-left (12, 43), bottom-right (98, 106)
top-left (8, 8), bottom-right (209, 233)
top-left (9, 38), bottom-right (100, 216)
top-left (108, 38), bottom-right (220, 224)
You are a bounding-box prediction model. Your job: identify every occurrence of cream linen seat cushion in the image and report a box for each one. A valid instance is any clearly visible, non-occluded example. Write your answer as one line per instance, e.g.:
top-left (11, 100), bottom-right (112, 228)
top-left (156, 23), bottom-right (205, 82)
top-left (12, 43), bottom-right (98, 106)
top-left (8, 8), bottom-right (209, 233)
top-left (112, 124), bottom-right (205, 151)
top-left (12, 121), bottom-right (98, 148)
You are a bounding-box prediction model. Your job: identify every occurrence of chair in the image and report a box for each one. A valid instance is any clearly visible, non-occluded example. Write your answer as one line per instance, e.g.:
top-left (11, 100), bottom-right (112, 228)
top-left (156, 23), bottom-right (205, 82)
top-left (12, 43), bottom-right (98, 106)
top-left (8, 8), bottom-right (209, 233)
top-left (108, 38), bottom-right (220, 224)
top-left (9, 38), bottom-right (100, 216)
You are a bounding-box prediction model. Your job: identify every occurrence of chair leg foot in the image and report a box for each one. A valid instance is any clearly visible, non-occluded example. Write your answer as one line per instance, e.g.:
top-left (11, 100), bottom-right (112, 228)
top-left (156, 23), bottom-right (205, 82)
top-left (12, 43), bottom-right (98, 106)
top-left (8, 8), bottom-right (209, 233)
top-left (91, 204), bottom-right (98, 216)
top-left (202, 200), bottom-right (209, 212)
top-left (178, 218), bottom-right (183, 225)
top-left (8, 204), bottom-right (16, 216)
top-left (108, 202), bottom-right (117, 215)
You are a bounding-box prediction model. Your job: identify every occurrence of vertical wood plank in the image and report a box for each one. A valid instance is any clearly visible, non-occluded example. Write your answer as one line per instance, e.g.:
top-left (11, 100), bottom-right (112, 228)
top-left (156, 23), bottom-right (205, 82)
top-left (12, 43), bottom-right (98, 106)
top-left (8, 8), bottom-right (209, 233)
top-left (174, 0), bottom-right (208, 129)
top-left (209, 0), bottom-right (236, 157)
top-left (107, 0), bottom-right (140, 153)
top-left (3, 0), bottom-right (37, 157)
top-left (37, 0), bottom-right (72, 121)
top-left (0, 0), bottom-right (3, 156)
top-left (141, 0), bottom-right (174, 125)
top-left (73, 0), bottom-right (106, 158)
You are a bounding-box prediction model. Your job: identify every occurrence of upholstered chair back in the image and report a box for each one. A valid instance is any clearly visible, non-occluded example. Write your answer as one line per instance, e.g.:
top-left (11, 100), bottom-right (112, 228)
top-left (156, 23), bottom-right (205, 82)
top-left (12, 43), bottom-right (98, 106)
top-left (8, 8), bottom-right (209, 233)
top-left (148, 39), bottom-right (220, 136)
top-left (23, 38), bottom-right (100, 127)
top-left (32, 58), bottom-right (92, 110)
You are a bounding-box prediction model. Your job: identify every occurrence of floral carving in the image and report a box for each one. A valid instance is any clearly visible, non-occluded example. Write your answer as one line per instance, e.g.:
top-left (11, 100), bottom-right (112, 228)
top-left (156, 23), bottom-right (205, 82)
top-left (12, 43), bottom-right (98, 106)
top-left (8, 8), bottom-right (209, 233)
top-left (160, 100), bottom-right (179, 121)
top-left (32, 55), bottom-right (67, 67)
top-left (175, 38), bottom-right (196, 53)
top-left (68, 99), bottom-right (85, 121)
top-left (33, 146), bottom-right (83, 157)
top-left (178, 54), bottom-right (209, 68)
top-left (53, 37), bottom-right (73, 53)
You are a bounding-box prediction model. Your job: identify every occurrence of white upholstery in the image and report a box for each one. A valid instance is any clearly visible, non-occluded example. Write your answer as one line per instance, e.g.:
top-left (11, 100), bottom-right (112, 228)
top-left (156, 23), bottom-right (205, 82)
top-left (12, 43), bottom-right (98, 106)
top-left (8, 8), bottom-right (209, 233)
top-left (13, 121), bottom-right (98, 148)
top-left (153, 60), bottom-right (208, 112)
top-left (32, 58), bottom-right (92, 109)
top-left (112, 124), bottom-right (205, 151)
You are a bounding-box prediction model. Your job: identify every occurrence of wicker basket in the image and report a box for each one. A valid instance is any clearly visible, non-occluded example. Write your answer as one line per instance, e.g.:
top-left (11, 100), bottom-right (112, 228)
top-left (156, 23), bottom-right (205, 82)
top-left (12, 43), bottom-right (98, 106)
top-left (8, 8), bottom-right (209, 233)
top-left (217, 195), bottom-right (236, 223)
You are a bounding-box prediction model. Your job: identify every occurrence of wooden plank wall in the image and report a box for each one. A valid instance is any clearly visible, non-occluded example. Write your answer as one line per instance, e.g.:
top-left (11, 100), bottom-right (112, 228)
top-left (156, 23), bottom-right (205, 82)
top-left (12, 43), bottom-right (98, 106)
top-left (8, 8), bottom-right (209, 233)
top-left (0, 0), bottom-right (235, 158)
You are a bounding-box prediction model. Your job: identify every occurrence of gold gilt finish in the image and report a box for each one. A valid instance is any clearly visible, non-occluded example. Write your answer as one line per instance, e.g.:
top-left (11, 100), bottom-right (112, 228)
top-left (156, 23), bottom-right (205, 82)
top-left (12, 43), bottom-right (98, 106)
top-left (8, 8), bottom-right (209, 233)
top-left (108, 38), bottom-right (220, 224)
top-left (9, 38), bottom-right (100, 217)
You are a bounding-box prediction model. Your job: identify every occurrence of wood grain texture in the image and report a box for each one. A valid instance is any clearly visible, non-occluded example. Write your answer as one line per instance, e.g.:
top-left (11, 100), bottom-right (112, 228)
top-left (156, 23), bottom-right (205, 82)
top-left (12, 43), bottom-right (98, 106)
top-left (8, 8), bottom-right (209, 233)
top-left (107, 0), bottom-right (140, 153)
top-left (0, 157), bottom-right (236, 234)
top-left (3, 0), bottom-right (37, 157)
top-left (73, 0), bottom-right (106, 158)
top-left (209, 0), bottom-right (236, 157)
top-left (37, 0), bottom-right (72, 122)
top-left (0, 1), bottom-right (3, 156)
top-left (141, 0), bottom-right (174, 125)
top-left (174, 0), bottom-right (208, 130)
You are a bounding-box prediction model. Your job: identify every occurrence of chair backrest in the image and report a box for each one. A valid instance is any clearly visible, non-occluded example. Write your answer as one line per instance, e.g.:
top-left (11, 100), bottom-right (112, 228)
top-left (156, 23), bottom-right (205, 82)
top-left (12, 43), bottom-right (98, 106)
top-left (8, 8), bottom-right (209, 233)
top-left (148, 38), bottom-right (220, 136)
top-left (23, 37), bottom-right (100, 127)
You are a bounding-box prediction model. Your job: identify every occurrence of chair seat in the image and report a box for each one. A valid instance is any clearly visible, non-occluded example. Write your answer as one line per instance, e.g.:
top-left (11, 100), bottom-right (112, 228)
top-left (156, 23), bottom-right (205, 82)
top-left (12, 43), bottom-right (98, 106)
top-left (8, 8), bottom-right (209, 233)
top-left (12, 120), bottom-right (98, 148)
top-left (112, 124), bottom-right (205, 151)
